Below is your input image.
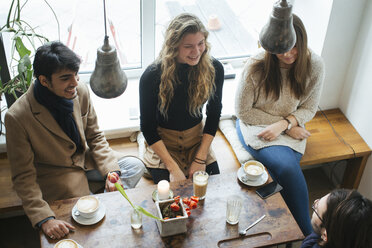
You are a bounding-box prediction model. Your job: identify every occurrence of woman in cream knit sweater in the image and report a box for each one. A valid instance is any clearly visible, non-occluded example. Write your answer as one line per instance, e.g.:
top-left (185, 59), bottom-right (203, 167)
top-left (235, 14), bottom-right (325, 236)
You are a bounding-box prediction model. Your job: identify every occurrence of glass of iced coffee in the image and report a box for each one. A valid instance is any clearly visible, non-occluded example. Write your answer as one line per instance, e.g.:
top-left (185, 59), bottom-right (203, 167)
top-left (193, 171), bottom-right (209, 200)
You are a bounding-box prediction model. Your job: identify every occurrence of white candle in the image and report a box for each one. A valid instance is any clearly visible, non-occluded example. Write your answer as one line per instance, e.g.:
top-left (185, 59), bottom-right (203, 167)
top-left (157, 180), bottom-right (170, 200)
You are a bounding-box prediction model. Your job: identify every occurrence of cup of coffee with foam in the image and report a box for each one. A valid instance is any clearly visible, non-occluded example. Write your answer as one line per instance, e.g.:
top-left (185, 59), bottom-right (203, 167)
top-left (54, 239), bottom-right (79, 248)
top-left (243, 160), bottom-right (265, 181)
top-left (76, 195), bottom-right (100, 219)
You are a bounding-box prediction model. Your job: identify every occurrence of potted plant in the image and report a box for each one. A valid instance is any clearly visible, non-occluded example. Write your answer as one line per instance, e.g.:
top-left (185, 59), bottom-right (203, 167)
top-left (155, 198), bottom-right (189, 237)
top-left (0, 0), bottom-right (58, 108)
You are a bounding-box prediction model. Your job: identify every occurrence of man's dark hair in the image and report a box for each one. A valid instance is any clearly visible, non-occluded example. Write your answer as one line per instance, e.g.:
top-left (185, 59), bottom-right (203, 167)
top-left (322, 189), bottom-right (372, 248)
top-left (33, 41), bottom-right (81, 81)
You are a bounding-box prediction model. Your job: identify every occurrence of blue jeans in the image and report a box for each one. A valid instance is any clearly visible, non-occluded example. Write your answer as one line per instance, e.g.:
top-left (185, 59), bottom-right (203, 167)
top-left (236, 120), bottom-right (312, 236)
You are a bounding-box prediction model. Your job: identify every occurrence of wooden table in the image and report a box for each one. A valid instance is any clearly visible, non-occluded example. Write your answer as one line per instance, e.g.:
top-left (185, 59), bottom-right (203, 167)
top-left (40, 172), bottom-right (304, 248)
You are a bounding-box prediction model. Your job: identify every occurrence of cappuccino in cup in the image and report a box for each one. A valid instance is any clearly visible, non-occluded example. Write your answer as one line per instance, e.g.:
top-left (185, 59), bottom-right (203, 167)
top-left (76, 195), bottom-right (100, 218)
top-left (243, 161), bottom-right (264, 181)
top-left (54, 239), bottom-right (79, 248)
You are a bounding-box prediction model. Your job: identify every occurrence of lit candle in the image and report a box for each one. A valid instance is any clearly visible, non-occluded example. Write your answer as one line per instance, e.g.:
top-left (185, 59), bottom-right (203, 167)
top-left (157, 180), bottom-right (170, 200)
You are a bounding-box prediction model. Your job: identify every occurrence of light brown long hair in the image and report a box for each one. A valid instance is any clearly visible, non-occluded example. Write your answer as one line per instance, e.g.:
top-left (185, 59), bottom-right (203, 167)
top-left (247, 14), bottom-right (312, 101)
top-left (156, 13), bottom-right (215, 117)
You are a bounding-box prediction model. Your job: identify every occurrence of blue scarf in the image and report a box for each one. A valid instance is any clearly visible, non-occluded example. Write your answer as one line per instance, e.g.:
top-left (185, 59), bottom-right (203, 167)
top-left (34, 79), bottom-right (81, 149)
top-left (301, 232), bottom-right (322, 248)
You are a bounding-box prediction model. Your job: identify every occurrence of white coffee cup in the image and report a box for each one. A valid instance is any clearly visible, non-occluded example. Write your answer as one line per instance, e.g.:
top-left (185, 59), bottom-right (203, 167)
top-left (76, 195), bottom-right (100, 219)
top-left (243, 160), bottom-right (265, 181)
top-left (54, 239), bottom-right (79, 248)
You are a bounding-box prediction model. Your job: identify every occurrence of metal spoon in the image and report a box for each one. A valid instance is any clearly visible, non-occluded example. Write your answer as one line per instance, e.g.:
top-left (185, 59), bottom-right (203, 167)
top-left (239, 214), bottom-right (266, 236)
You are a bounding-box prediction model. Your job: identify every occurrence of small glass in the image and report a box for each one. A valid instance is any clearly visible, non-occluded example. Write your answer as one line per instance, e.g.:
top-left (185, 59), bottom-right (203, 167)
top-left (193, 171), bottom-right (209, 200)
top-left (226, 195), bottom-right (243, 225)
top-left (131, 209), bottom-right (142, 229)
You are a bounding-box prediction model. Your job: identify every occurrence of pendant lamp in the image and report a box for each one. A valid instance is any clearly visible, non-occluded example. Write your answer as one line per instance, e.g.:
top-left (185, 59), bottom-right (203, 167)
top-left (259, 0), bottom-right (296, 54)
top-left (90, 0), bottom-right (127, 98)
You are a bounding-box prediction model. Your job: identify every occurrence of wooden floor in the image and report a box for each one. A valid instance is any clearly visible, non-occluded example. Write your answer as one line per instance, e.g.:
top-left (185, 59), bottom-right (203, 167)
top-left (0, 131), bottom-right (334, 248)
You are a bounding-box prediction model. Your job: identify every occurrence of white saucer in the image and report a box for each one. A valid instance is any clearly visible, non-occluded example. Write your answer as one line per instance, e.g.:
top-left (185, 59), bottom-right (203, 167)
top-left (72, 203), bottom-right (106, 225)
top-left (237, 167), bottom-right (268, 187)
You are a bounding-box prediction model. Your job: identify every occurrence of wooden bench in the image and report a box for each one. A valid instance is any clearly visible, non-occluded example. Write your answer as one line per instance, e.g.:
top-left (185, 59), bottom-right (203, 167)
top-left (0, 108), bottom-right (370, 215)
top-left (301, 108), bottom-right (371, 189)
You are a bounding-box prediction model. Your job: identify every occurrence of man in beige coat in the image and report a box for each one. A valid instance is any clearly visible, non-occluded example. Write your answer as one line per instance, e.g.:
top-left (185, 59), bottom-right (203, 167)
top-left (5, 42), bottom-right (144, 240)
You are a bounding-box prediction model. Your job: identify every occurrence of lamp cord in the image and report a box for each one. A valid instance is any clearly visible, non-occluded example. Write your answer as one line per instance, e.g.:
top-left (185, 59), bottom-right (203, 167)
top-left (103, 0), bottom-right (107, 37)
top-left (317, 106), bottom-right (356, 158)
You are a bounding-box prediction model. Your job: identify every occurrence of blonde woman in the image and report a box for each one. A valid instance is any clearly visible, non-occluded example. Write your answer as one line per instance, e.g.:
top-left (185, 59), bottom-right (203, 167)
top-left (139, 13), bottom-right (224, 183)
top-left (235, 14), bottom-right (325, 236)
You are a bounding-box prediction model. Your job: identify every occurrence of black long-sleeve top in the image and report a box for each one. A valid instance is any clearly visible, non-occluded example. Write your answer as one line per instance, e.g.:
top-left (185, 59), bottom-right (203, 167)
top-left (139, 58), bottom-right (224, 146)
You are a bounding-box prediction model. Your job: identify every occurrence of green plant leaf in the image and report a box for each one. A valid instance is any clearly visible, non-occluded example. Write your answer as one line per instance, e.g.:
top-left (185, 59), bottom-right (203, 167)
top-left (115, 182), bottom-right (135, 209)
top-left (14, 37), bottom-right (31, 58)
top-left (114, 182), bottom-right (161, 220)
top-left (134, 205), bottom-right (161, 220)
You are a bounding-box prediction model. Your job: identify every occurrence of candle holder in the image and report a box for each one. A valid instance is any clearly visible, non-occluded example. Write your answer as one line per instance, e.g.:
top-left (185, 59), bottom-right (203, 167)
top-left (152, 189), bottom-right (174, 202)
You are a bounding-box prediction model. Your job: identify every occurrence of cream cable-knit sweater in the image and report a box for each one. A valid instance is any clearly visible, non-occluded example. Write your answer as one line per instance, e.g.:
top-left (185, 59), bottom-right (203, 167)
top-left (235, 50), bottom-right (325, 154)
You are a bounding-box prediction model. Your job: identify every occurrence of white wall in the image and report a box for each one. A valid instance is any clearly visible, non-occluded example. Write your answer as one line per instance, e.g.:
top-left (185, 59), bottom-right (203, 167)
top-left (320, 0), bottom-right (366, 109)
top-left (293, 0), bottom-right (333, 55)
top-left (338, 0), bottom-right (372, 198)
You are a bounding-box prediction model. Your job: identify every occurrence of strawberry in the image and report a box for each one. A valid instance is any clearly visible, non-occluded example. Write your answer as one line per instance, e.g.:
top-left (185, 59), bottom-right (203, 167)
top-left (170, 202), bottom-right (180, 211)
top-left (186, 210), bottom-right (191, 216)
top-left (174, 195), bottom-right (180, 204)
top-left (190, 196), bottom-right (199, 203)
top-left (182, 197), bottom-right (191, 206)
top-left (189, 200), bottom-right (197, 209)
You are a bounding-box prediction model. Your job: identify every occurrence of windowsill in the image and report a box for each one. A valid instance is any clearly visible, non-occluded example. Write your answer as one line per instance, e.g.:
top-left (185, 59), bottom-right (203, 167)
top-left (0, 66), bottom-right (242, 153)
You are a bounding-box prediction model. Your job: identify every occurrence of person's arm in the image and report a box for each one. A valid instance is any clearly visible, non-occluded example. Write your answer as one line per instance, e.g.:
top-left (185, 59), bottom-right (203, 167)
top-left (235, 58), bottom-right (284, 125)
top-left (290, 54), bottom-right (325, 126)
top-left (5, 111), bottom-right (75, 238)
top-left (79, 84), bottom-right (120, 177)
top-left (139, 65), bottom-right (185, 181)
top-left (203, 59), bottom-right (224, 136)
top-left (188, 60), bottom-right (224, 177)
top-left (188, 133), bottom-right (214, 178)
top-left (150, 141), bottom-right (186, 182)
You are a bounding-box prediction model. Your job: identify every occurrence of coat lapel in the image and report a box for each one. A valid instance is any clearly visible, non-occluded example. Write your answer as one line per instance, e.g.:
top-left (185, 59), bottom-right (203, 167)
top-left (72, 91), bottom-right (87, 148)
top-left (27, 85), bottom-right (73, 143)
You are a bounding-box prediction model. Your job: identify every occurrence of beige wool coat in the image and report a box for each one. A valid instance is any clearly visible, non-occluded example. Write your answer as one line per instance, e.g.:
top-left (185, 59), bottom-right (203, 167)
top-left (5, 82), bottom-right (119, 227)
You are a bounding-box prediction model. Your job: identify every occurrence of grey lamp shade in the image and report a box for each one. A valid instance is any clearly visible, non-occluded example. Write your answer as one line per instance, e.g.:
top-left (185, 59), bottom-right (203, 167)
top-left (259, 0), bottom-right (296, 54)
top-left (90, 36), bottom-right (127, 99)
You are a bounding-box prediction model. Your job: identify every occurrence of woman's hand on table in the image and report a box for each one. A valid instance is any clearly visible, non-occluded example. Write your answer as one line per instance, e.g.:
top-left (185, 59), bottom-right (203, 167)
top-left (257, 121), bottom-right (287, 141)
top-left (285, 126), bottom-right (310, 140)
top-left (169, 168), bottom-right (186, 182)
top-left (42, 219), bottom-right (75, 240)
top-left (188, 161), bottom-right (206, 179)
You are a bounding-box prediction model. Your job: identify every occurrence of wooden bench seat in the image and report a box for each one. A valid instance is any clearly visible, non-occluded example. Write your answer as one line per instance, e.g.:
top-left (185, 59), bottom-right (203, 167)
top-left (301, 108), bottom-right (371, 188)
top-left (0, 108), bottom-right (370, 215)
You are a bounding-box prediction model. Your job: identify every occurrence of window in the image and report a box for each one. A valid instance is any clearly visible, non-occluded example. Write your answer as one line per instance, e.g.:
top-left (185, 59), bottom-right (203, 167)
top-left (155, 0), bottom-right (277, 61)
top-left (1, 0), bottom-right (279, 77)
top-left (0, 0), bottom-right (141, 74)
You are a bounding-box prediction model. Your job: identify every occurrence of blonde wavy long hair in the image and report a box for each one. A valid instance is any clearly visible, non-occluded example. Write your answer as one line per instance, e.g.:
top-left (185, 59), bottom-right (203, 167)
top-left (156, 13), bottom-right (215, 117)
top-left (247, 14), bottom-right (312, 101)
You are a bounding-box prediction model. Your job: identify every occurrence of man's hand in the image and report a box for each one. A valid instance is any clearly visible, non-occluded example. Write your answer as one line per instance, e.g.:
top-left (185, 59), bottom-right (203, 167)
top-left (169, 168), bottom-right (186, 182)
top-left (188, 161), bottom-right (206, 179)
top-left (285, 126), bottom-right (311, 140)
top-left (42, 219), bottom-right (75, 240)
top-left (105, 172), bottom-right (124, 191)
top-left (257, 121), bottom-right (287, 141)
